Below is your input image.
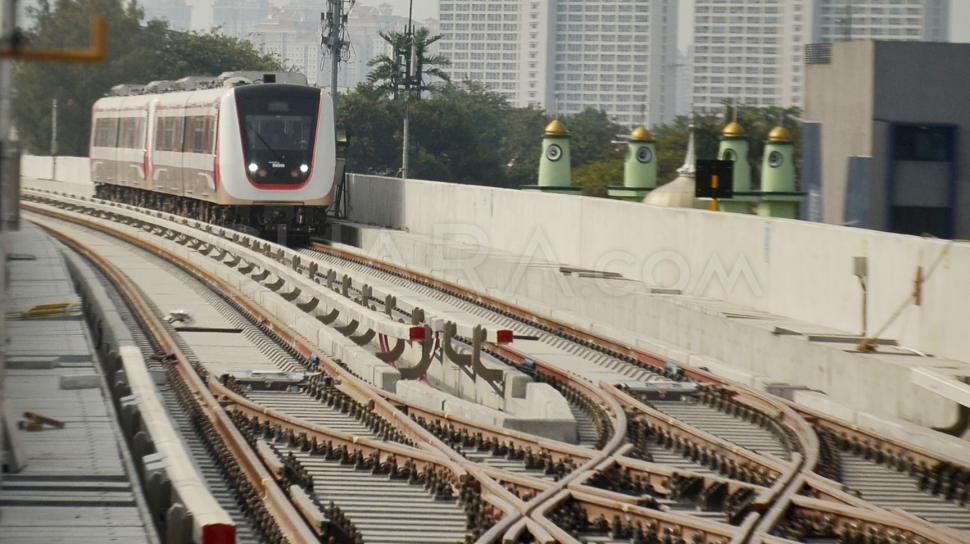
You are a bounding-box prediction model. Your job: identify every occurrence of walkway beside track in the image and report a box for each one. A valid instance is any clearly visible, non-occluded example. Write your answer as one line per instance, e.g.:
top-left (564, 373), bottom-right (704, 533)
top-left (1, 223), bottom-right (156, 544)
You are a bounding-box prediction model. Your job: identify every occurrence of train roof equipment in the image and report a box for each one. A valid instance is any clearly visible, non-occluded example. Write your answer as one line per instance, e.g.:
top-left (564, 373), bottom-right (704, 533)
top-left (108, 71), bottom-right (309, 96)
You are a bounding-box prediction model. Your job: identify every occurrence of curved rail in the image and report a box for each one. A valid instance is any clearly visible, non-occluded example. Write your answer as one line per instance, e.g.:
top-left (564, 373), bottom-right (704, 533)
top-left (23, 188), bottom-right (970, 544)
top-left (34, 217), bottom-right (319, 543)
top-left (25, 200), bottom-right (529, 540)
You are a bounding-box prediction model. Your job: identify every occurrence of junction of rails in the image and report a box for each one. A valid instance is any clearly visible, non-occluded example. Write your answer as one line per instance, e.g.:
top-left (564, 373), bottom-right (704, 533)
top-left (4, 157), bottom-right (970, 544)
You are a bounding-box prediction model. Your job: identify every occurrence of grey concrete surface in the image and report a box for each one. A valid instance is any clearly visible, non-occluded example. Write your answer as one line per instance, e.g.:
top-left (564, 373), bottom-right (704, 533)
top-left (1, 223), bottom-right (153, 543)
top-left (805, 41), bottom-right (970, 237)
top-left (327, 218), bottom-right (970, 462)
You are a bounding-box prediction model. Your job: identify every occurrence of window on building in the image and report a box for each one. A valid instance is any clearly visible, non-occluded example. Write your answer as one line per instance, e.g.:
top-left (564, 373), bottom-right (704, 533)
top-left (894, 125), bottom-right (953, 162)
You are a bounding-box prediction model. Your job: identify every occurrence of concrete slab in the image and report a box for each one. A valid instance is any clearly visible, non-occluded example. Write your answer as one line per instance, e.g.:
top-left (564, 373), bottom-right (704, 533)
top-left (59, 374), bottom-right (101, 390)
top-left (1, 223), bottom-right (154, 543)
top-left (330, 216), bottom-right (970, 455)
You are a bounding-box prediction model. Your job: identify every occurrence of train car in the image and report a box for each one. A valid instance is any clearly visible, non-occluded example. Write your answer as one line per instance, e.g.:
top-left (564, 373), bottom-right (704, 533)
top-left (90, 72), bottom-right (340, 238)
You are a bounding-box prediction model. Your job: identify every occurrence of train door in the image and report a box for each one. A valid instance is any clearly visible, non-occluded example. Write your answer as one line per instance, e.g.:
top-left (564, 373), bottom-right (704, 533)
top-left (181, 94), bottom-right (217, 200)
top-left (146, 98), bottom-right (158, 193)
top-left (152, 93), bottom-right (188, 197)
top-left (91, 114), bottom-right (120, 184)
top-left (116, 99), bottom-right (147, 187)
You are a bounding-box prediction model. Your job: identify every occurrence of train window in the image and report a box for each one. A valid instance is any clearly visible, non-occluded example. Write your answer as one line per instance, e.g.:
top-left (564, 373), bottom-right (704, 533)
top-left (119, 119), bottom-right (130, 148)
top-left (154, 117), bottom-right (183, 151)
top-left (93, 119), bottom-right (106, 147)
top-left (154, 118), bottom-right (165, 151)
top-left (119, 118), bottom-right (140, 149)
top-left (173, 118), bottom-right (184, 151)
top-left (155, 118), bottom-right (168, 151)
top-left (235, 86), bottom-right (319, 184)
top-left (204, 116), bottom-right (215, 153)
top-left (183, 117), bottom-right (195, 152)
top-left (136, 118), bottom-right (146, 148)
top-left (94, 118), bottom-right (119, 147)
top-left (185, 116), bottom-right (208, 154)
top-left (107, 118), bottom-right (118, 147)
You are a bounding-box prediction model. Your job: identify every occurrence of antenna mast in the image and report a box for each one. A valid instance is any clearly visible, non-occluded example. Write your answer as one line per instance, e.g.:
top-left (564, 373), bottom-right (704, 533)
top-left (323, 0), bottom-right (353, 107)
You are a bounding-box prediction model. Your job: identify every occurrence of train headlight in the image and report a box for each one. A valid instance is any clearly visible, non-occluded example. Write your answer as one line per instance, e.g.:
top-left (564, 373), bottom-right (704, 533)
top-left (248, 162), bottom-right (258, 173)
top-left (299, 164), bottom-right (309, 174)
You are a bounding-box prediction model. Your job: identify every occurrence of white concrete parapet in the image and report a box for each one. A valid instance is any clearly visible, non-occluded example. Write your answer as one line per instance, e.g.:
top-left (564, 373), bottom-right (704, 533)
top-left (345, 174), bottom-right (970, 369)
top-left (119, 346), bottom-right (235, 542)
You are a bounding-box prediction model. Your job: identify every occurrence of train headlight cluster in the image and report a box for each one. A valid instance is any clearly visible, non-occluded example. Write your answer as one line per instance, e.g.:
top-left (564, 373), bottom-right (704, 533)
top-left (299, 164), bottom-right (309, 174)
top-left (248, 162), bottom-right (258, 173)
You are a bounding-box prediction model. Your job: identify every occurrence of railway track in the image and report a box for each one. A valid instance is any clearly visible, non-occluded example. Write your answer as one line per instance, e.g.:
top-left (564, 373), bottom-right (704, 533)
top-left (62, 238), bottom-right (265, 543)
top-left (38, 210), bottom-right (516, 543)
top-left (21, 188), bottom-right (970, 543)
top-left (803, 413), bottom-right (970, 535)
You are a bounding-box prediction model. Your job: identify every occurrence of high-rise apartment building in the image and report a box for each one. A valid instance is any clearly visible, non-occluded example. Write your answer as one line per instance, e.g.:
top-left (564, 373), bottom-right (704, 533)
top-left (437, 1), bottom-right (552, 109)
top-left (814, 0), bottom-right (949, 43)
top-left (690, 0), bottom-right (950, 113)
top-left (437, 0), bottom-right (679, 128)
top-left (248, 6), bottom-right (323, 84)
top-left (691, 0), bottom-right (813, 112)
top-left (214, 0), bottom-right (269, 39)
top-left (141, 0), bottom-right (192, 31)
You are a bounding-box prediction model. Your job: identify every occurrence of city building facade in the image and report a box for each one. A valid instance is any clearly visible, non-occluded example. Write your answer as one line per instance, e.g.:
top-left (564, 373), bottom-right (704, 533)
top-left (214, 0), bottom-right (269, 39)
top-left (804, 41), bottom-right (970, 239)
top-left (814, 0), bottom-right (949, 43)
top-left (247, 3), bottom-right (324, 85)
top-left (436, 0), bottom-right (679, 128)
top-left (141, 0), bottom-right (192, 31)
top-left (691, 0), bottom-right (950, 112)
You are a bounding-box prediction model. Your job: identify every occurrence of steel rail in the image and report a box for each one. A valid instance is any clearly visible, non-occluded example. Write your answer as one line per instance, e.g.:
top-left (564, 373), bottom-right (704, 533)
top-left (302, 241), bottom-right (966, 542)
top-left (24, 201), bottom-right (530, 541)
top-left (23, 189), bottom-right (968, 543)
top-left (31, 216), bottom-right (319, 544)
top-left (790, 398), bottom-right (969, 473)
top-left (606, 384), bottom-right (788, 480)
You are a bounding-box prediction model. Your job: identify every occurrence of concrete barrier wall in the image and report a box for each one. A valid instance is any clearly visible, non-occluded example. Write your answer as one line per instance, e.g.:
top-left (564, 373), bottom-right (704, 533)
top-left (21, 154), bottom-right (54, 180)
top-left (346, 174), bottom-right (970, 366)
top-left (26, 159), bottom-right (968, 365)
top-left (54, 156), bottom-right (92, 184)
top-left (21, 155), bottom-right (90, 184)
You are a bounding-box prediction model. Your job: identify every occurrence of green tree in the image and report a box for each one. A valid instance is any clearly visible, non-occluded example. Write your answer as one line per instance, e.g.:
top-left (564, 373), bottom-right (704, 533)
top-left (501, 106), bottom-right (547, 187)
top-left (501, 108), bottom-right (626, 189)
top-left (336, 81), bottom-right (512, 185)
top-left (155, 28), bottom-right (280, 78)
top-left (408, 82), bottom-right (509, 186)
top-left (565, 108), bottom-right (625, 167)
top-left (13, 0), bottom-right (281, 156)
top-left (573, 156), bottom-right (623, 197)
top-left (367, 27), bottom-right (450, 99)
top-left (335, 83), bottom-right (399, 176)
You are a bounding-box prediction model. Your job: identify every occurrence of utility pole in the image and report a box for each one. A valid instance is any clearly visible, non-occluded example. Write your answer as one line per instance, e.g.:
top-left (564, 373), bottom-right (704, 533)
top-left (322, 0), bottom-right (352, 107)
top-left (50, 99), bottom-right (58, 156)
top-left (400, 0), bottom-right (415, 180)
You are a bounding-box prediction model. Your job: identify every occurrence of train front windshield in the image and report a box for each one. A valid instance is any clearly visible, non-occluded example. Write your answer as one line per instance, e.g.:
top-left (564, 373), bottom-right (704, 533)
top-left (236, 85), bottom-right (320, 185)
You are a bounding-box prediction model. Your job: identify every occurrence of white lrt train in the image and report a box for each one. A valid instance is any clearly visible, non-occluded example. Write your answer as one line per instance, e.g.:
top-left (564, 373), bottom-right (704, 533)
top-left (90, 73), bottom-right (343, 238)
